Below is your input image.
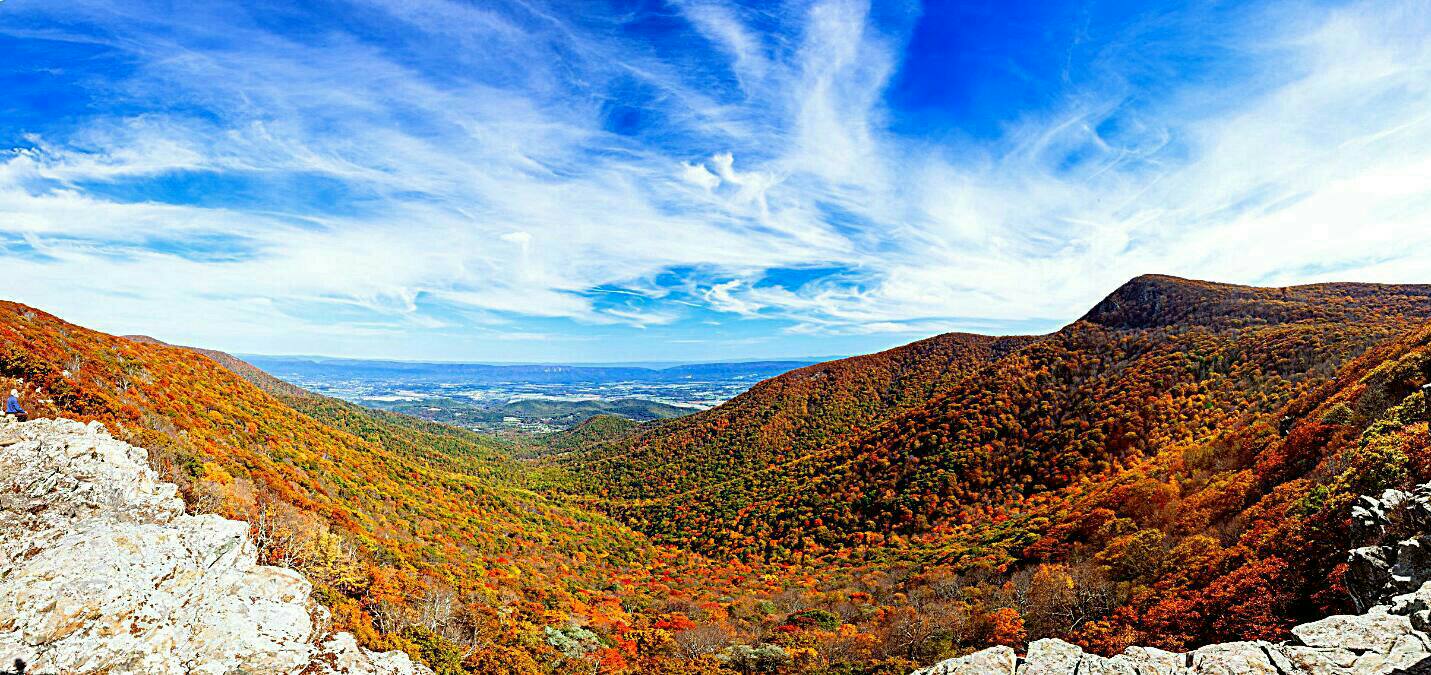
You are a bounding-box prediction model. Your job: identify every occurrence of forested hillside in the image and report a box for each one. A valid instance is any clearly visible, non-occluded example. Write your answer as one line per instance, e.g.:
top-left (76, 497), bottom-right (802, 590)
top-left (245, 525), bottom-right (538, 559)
top-left (561, 276), bottom-right (1431, 557)
top-left (547, 275), bottom-right (1431, 662)
top-left (0, 302), bottom-right (744, 673)
top-left (549, 331), bottom-right (1036, 498)
top-left (124, 334), bottom-right (314, 398)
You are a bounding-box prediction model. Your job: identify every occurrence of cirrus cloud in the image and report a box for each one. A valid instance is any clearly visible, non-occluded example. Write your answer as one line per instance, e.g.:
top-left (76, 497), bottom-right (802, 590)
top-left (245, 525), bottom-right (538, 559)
top-left (0, 0), bottom-right (1428, 361)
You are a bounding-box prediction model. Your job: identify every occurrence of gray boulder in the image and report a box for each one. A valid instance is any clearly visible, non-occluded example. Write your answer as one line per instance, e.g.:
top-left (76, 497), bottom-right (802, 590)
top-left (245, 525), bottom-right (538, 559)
top-left (1292, 607), bottom-right (1414, 653)
top-left (912, 645), bottom-right (1017, 674)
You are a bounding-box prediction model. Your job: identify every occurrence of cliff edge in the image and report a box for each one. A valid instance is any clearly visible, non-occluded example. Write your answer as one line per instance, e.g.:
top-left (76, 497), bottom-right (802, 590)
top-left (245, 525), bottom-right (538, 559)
top-left (0, 418), bottom-right (431, 675)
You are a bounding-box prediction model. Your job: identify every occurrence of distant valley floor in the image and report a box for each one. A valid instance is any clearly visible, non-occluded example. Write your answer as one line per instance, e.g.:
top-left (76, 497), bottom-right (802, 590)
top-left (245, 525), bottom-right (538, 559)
top-left (241, 355), bottom-right (816, 433)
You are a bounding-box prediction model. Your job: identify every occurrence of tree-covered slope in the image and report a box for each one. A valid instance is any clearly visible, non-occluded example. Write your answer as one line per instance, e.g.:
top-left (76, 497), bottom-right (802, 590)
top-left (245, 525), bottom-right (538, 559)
top-left (549, 330), bottom-right (1037, 500)
top-left (529, 414), bottom-right (644, 459)
top-left (526, 275), bottom-right (1431, 665)
top-left (0, 302), bottom-right (692, 672)
top-left (941, 310), bottom-right (1431, 655)
top-left (560, 276), bottom-right (1431, 561)
top-left (124, 334), bottom-right (315, 398)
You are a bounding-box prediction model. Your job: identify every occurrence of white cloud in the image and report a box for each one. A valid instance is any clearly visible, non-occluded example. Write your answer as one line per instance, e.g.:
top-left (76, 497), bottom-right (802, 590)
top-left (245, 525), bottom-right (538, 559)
top-left (679, 161), bottom-right (721, 191)
top-left (690, 0), bottom-right (1431, 329)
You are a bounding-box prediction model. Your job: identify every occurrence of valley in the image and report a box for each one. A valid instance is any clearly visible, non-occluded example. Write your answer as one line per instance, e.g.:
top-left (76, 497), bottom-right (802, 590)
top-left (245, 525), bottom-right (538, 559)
top-left (243, 355), bottom-right (817, 433)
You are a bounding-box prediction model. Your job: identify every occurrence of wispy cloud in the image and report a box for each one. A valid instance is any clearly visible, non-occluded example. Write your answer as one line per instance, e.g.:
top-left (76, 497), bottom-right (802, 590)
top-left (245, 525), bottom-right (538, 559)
top-left (0, 0), bottom-right (1428, 360)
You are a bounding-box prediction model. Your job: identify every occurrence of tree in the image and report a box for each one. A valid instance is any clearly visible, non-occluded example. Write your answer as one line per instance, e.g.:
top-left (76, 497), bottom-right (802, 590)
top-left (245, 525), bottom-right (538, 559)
top-left (987, 607), bottom-right (1026, 648)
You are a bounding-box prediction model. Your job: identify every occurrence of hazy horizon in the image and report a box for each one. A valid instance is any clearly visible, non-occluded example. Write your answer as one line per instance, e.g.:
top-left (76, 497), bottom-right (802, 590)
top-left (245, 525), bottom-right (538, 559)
top-left (239, 352), bottom-right (838, 369)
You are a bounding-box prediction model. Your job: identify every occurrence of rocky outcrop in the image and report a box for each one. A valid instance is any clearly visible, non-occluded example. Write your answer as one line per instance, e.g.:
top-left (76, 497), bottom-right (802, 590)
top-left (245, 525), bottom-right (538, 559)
top-left (914, 483), bottom-right (1431, 675)
top-left (915, 608), bottom-right (1431, 675)
top-left (1350, 485), bottom-right (1431, 612)
top-left (0, 418), bottom-right (431, 675)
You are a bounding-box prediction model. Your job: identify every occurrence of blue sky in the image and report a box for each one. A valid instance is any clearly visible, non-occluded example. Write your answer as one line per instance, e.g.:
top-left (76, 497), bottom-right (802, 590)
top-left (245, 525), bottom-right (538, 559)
top-left (2, 0), bottom-right (1429, 362)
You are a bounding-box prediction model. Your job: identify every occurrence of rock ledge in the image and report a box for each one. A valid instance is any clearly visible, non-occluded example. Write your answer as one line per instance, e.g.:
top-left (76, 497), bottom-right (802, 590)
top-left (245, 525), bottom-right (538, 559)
top-left (0, 418), bottom-right (431, 675)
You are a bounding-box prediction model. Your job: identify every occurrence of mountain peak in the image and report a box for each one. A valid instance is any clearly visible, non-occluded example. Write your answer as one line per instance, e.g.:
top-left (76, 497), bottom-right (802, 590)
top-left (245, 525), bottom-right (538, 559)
top-left (1079, 275), bottom-right (1249, 329)
top-left (1081, 275), bottom-right (1431, 330)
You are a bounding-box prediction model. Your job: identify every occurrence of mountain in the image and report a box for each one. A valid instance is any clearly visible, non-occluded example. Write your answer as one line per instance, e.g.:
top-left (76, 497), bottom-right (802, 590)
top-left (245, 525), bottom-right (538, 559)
top-left (548, 331), bottom-right (1037, 499)
top-left (5, 275), bottom-right (1431, 673)
top-left (550, 275), bottom-right (1431, 654)
top-left (0, 301), bottom-right (720, 673)
top-left (534, 414), bottom-right (644, 458)
top-left (1074, 273), bottom-right (1422, 329)
top-left (557, 276), bottom-right (1431, 553)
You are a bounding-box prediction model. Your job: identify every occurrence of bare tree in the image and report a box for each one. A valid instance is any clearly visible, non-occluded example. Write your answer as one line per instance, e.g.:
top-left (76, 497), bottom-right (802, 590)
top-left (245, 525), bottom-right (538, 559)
top-left (370, 599), bottom-right (411, 635)
top-left (417, 585), bottom-right (456, 633)
top-left (186, 480), bottom-right (226, 515)
top-left (673, 623), bottom-right (731, 661)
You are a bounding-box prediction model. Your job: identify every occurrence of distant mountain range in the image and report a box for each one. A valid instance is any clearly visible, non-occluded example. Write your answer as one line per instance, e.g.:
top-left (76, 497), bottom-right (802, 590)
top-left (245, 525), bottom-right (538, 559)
top-left (235, 354), bottom-right (822, 432)
top-left (240, 354), bottom-right (821, 386)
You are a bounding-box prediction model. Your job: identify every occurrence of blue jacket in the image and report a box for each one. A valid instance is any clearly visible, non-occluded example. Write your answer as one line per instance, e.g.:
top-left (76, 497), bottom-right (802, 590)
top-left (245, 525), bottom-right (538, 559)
top-left (5, 395), bottom-right (22, 414)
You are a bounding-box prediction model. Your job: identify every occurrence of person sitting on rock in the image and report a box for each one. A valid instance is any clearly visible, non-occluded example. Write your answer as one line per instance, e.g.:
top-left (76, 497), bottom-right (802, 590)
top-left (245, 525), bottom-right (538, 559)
top-left (5, 389), bottom-right (26, 422)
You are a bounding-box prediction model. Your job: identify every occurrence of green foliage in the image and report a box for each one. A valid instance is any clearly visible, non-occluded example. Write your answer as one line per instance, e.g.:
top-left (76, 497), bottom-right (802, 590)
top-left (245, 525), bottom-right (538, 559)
top-left (788, 609), bottom-right (840, 631)
top-left (526, 414), bottom-right (642, 459)
top-left (544, 625), bottom-right (602, 659)
top-left (1321, 402), bottom-right (1354, 425)
top-left (719, 643), bottom-right (791, 673)
top-left (404, 626), bottom-right (467, 675)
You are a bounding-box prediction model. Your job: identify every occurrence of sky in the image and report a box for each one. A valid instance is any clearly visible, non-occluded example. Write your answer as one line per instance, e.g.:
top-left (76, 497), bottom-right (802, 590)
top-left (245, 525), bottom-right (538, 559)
top-left (1, 0), bottom-right (1429, 362)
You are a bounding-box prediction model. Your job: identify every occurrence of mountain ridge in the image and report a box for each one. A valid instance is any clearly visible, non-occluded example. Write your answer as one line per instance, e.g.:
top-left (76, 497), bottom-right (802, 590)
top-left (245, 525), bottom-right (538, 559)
top-left (546, 275), bottom-right (1431, 657)
top-left (558, 276), bottom-right (1431, 532)
top-left (1079, 274), bottom-right (1431, 329)
top-left (548, 329), bottom-right (1039, 501)
top-left (123, 334), bottom-right (315, 398)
